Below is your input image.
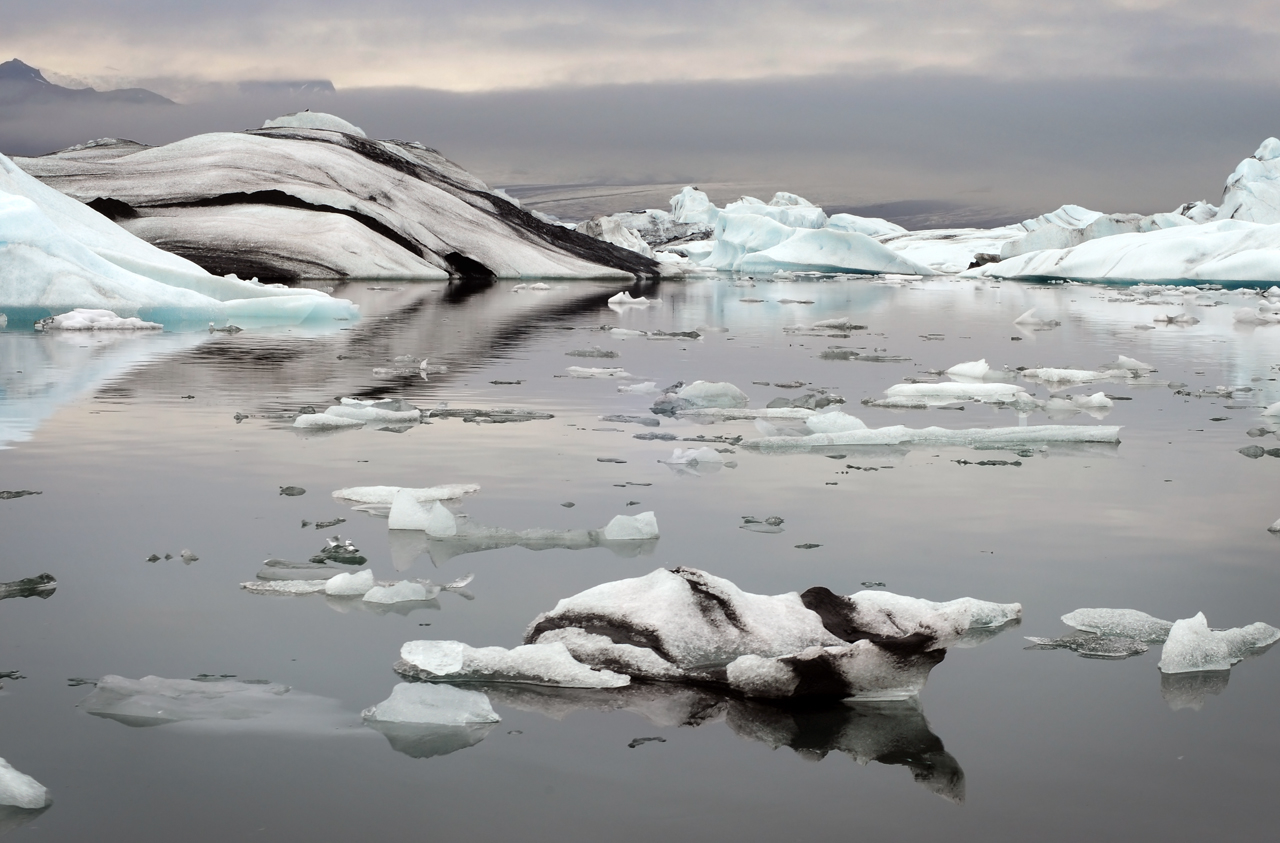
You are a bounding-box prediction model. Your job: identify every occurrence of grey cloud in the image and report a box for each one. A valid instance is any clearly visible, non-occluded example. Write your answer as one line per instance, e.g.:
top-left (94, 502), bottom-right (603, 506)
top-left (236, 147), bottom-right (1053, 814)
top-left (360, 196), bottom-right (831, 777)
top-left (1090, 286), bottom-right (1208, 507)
top-left (3, 73), bottom-right (1277, 223)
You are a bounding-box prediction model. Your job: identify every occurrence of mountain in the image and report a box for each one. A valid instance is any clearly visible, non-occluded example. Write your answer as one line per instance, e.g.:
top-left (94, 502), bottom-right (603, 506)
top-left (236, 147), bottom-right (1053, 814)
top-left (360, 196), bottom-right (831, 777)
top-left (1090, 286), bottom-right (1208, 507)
top-left (0, 59), bottom-right (173, 106)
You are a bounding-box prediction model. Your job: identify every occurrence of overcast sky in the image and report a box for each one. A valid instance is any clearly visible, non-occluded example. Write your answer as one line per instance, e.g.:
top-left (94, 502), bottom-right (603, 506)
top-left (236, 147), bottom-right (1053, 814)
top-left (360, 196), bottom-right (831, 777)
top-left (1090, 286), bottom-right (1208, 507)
top-left (4, 1), bottom-right (1280, 219)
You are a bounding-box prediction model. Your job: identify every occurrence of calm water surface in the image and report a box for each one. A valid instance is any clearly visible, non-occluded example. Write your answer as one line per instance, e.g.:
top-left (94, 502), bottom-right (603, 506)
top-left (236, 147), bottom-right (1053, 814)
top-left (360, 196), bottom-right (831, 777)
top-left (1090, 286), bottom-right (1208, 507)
top-left (2, 275), bottom-right (1278, 841)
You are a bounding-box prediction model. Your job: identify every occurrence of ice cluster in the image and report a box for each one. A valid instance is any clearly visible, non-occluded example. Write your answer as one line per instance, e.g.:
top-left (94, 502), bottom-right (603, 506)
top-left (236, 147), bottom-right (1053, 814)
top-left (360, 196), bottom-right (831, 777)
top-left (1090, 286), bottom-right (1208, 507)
top-left (394, 567), bottom-right (1020, 702)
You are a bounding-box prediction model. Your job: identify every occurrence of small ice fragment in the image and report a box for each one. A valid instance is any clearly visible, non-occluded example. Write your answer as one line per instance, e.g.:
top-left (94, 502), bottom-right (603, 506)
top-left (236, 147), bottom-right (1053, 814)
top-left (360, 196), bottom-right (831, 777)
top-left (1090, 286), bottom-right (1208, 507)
top-left (945, 359), bottom-right (990, 380)
top-left (1114, 355), bottom-right (1155, 373)
top-left (179, 549), bottom-right (198, 563)
top-left (279, 486), bottom-right (306, 496)
top-left (618, 381), bottom-right (659, 394)
top-left (1071, 392), bottom-right (1113, 409)
top-left (0, 757), bottom-right (51, 810)
top-left (293, 413), bottom-right (364, 430)
top-left (1021, 368), bottom-right (1111, 383)
top-left (398, 640), bottom-right (630, 688)
top-left (241, 579), bottom-right (329, 595)
top-left (529, 282), bottom-right (551, 291)
top-left (567, 366), bottom-right (632, 378)
top-left (387, 489), bottom-right (458, 536)
top-left (1269, 518), bottom-right (1280, 533)
top-left (805, 411), bottom-right (868, 434)
top-left (1157, 612), bottom-right (1280, 673)
top-left (324, 569), bottom-right (377, 597)
top-left (600, 511), bottom-right (660, 540)
top-left (1262, 402), bottom-right (1280, 416)
top-left (1025, 634), bottom-right (1148, 659)
top-left (332, 485), bottom-right (479, 505)
top-left (663, 447), bottom-right (724, 465)
top-left (362, 683), bottom-right (500, 725)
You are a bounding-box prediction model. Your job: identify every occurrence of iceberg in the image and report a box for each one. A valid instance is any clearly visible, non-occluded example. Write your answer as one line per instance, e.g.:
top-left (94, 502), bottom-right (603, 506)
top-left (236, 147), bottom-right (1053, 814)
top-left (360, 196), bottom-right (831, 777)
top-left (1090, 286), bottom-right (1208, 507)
top-left (1157, 612), bottom-right (1279, 674)
top-left (999, 204), bottom-right (1194, 260)
top-left (512, 567), bottom-right (1019, 700)
top-left (1216, 137), bottom-right (1280, 224)
top-left (878, 226), bottom-right (1025, 274)
top-left (1, 153), bottom-right (358, 325)
top-left (15, 124), bottom-right (659, 281)
top-left (576, 216), bottom-right (655, 257)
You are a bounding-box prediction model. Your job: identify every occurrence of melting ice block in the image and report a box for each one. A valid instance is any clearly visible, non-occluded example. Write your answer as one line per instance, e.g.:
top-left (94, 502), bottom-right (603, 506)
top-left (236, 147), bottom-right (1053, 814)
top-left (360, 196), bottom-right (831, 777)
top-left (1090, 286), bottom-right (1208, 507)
top-left (325, 569), bottom-right (376, 596)
top-left (332, 484), bottom-right (479, 506)
top-left (364, 580), bottom-right (438, 604)
top-left (362, 682), bottom-right (500, 725)
top-left (944, 359), bottom-right (990, 380)
top-left (1157, 612), bottom-right (1280, 673)
top-left (398, 640), bottom-right (631, 688)
top-left (805, 410), bottom-right (868, 434)
top-left (387, 492), bottom-right (459, 536)
top-left (0, 757), bottom-right (49, 810)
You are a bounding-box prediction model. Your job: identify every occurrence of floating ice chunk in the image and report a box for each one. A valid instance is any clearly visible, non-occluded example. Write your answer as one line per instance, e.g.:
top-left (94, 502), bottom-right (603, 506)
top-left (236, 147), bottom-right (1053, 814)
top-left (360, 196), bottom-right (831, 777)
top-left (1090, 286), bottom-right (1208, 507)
top-left (676, 407), bottom-right (816, 420)
top-left (811, 317), bottom-right (863, 330)
top-left (663, 447), bottom-right (724, 465)
top-left (1268, 517), bottom-right (1280, 533)
top-left (676, 380), bottom-right (749, 408)
top-left (839, 590), bottom-right (1022, 647)
top-left (1021, 368), bottom-right (1113, 383)
top-left (241, 579), bottom-right (330, 595)
top-left (607, 291), bottom-right (658, 307)
top-left (0, 757), bottom-right (49, 810)
top-left (387, 491), bottom-right (458, 536)
top-left (881, 382), bottom-right (1027, 402)
top-left (600, 511), bottom-right (659, 540)
top-left (261, 111), bottom-right (366, 136)
top-left (805, 410), bottom-right (868, 434)
top-left (1233, 306), bottom-right (1280, 325)
top-left (1012, 308), bottom-right (1060, 328)
top-left (398, 640), bottom-right (631, 688)
top-left (1263, 402), bottom-right (1280, 416)
top-left (742, 424), bottom-right (1122, 451)
top-left (945, 359), bottom-right (990, 380)
top-left (1157, 612), bottom-right (1280, 673)
top-left (332, 484), bottom-right (479, 505)
top-left (325, 569), bottom-right (377, 596)
top-left (364, 580), bottom-right (437, 604)
top-left (34, 308), bottom-right (162, 331)
top-left (1114, 355), bottom-right (1155, 373)
top-left (292, 412), bottom-right (364, 430)
top-left (567, 366), bottom-right (632, 378)
top-left (528, 282), bottom-right (551, 291)
top-left (618, 381), bottom-right (659, 394)
top-left (1061, 608), bottom-right (1173, 643)
top-left (324, 398), bottom-right (421, 425)
top-left (362, 682), bottom-right (500, 725)
top-left (1025, 633), bottom-right (1148, 659)
top-left (1071, 392), bottom-right (1113, 409)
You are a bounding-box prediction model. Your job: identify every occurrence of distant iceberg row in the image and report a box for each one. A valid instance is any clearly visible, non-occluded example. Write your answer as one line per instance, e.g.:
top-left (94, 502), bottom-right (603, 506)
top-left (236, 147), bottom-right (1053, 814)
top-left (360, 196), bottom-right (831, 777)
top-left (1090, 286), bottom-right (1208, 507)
top-left (578, 138), bottom-right (1280, 284)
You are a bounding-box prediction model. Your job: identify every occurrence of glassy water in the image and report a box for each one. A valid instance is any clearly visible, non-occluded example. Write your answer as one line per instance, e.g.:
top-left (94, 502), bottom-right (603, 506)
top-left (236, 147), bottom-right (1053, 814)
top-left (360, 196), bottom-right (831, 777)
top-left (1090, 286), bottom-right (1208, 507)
top-left (2, 275), bottom-right (1278, 841)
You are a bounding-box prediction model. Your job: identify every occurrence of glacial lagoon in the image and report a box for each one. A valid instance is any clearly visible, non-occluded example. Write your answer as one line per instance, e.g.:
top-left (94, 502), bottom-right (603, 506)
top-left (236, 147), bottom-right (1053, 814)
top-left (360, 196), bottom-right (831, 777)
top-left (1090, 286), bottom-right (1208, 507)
top-left (2, 274), bottom-right (1279, 841)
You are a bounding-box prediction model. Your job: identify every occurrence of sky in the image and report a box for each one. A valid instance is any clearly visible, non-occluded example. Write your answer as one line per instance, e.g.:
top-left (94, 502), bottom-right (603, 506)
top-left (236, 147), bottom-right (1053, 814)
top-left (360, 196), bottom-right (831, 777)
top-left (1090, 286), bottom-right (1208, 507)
top-left (4, 0), bottom-right (1280, 221)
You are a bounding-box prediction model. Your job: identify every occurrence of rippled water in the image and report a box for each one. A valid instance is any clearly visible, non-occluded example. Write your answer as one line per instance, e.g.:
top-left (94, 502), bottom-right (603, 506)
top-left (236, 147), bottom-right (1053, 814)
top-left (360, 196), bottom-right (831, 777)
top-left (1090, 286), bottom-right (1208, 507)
top-left (2, 275), bottom-right (1279, 841)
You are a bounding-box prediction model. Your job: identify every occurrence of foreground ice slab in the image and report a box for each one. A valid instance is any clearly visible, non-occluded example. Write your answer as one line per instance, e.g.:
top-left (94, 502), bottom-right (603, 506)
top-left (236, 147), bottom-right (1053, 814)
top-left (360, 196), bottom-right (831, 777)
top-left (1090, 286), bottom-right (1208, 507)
top-left (502, 567), bottom-right (1018, 701)
top-left (77, 675), bottom-right (352, 733)
top-left (1061, 608), bottom-right (1173, 643)
top-left (1157, 613), bottom-right (1279, 674)
top-left (15, 121), bottom-right (658, 281)
top-left (1, 153), bottom-right (358, 324)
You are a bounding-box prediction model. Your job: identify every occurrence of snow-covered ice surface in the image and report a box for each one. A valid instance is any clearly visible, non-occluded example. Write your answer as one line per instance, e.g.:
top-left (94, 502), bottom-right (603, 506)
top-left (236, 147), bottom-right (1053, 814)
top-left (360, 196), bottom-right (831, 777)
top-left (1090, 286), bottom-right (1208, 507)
top-left (2, 271), bottom-right (1280, 839)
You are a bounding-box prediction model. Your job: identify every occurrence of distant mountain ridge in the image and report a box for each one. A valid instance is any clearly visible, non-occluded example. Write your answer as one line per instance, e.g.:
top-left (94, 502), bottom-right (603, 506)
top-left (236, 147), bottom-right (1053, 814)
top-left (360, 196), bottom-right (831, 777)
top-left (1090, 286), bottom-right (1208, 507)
top-left (0, 58), bottom-right (174, 106)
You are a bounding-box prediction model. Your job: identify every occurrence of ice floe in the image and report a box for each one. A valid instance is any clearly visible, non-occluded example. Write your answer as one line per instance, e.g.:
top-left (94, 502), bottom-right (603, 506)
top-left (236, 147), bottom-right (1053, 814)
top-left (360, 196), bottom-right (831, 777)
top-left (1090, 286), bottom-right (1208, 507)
top-left (76, 675), bottom-right (353, 734)
top-left (1156, 613), bottom-right (1279, 674)
top-left (363, 681), bottom-right (500, 725)
top-left (1061, 608), bottom-right (1173, 643)
top-left (742, 418), bottom-right (1121, 452)
top-left (33, 308), bottom-right (162, 331)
